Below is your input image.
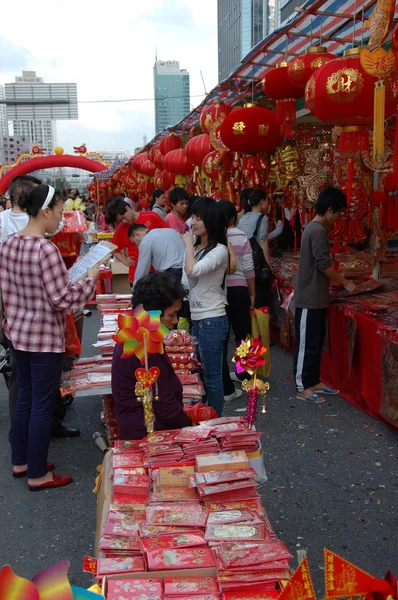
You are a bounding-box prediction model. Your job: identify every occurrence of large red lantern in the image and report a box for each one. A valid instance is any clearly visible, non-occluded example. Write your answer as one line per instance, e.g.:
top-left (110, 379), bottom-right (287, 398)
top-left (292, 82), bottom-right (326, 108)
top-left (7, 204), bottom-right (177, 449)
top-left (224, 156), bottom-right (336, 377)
top-left (159, 134), bottom-right (182, 156)
top-left (200, 102), bottom-right (232, 134)
top-left (160, 170), bottom-right (176, 189)
top-left (305, 47), bottom-right (396, 151)
top-left (219, 105), bottom-right (282, 153)
top-left (164, 149), bottom-right (194, 175)
top-left (131, 152), bottom-right (148, 173)
top-left (139, 179), bottom-right (155, 195)
top-left (202, 151), bottom-right (220, 180)
top-left (140, 160), bottom-right (156, 177)
top-left (185, 134), bottom-right (212, 166)
top-left (288, 46), bottom-right (335, 89)
top-left (262, 63), bottom-right (302, 138)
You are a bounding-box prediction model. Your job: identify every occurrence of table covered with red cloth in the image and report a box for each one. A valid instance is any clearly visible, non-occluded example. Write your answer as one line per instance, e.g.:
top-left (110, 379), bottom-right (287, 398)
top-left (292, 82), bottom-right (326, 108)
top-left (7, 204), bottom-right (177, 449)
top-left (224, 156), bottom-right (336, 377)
top-left (321, 304), bottom-right (397, 429)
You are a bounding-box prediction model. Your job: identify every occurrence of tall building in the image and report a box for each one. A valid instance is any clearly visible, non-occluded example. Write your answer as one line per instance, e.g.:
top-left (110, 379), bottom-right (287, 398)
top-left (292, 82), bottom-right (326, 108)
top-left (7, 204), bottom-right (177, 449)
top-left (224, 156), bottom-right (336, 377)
top-left (2, 136), bottom-right (30, 164)
top-left (4, 71), bottom-right (78, 155)
top-left (0, 86), bottom-right (8, 164)
top-left (153, 60), bottom-right (190, 133)
top-left (218, 0), bottom-right (276, 82)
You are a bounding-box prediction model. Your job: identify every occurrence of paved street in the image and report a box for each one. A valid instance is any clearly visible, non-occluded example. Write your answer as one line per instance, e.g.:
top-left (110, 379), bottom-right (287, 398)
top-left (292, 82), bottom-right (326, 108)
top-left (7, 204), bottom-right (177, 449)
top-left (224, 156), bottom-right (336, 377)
top-left (0, 308), bottom-right (397, 593)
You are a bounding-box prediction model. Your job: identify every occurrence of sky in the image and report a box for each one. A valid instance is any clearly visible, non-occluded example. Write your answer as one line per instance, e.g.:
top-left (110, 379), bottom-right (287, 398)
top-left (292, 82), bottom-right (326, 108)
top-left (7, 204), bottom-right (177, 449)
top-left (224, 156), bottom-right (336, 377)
top-left (0, 0), bottom-right (218, 154)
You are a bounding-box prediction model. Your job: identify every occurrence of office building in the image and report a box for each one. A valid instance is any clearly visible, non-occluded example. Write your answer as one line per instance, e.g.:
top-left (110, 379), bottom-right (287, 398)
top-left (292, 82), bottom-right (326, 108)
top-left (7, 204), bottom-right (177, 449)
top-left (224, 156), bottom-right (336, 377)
top-left (218, 0), bottom-right (276, 81)
top-left (2, 136), bottom-right (30, 164)
top-left (153, 60), bottom-right (190, 133)
top-left (4, 71), bottom-right (78, 155)
top-left (278, 0), bottom-right (305, 27)
top-left (0, 86), bottom-right (8, 164)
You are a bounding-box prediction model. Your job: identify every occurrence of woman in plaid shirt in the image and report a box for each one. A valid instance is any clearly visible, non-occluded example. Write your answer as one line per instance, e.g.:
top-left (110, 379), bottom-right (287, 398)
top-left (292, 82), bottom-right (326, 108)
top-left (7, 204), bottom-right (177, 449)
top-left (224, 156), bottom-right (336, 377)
top-left (0, 184), bottom-right (99, 491)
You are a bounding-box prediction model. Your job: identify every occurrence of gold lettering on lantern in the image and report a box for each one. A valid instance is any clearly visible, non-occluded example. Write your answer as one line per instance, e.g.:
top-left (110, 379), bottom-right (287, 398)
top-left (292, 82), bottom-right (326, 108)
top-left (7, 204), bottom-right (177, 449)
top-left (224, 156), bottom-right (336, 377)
top-left (290, 59), bottom-right (305, 81)
top-left (258, 124), bottom-right (269, 136)
top-left (326, 68), bottom-right (364, 103)
top-left (233, 121), bottom-right (246, 135)
top-left (311, 56), bottom-right (329, 69)
top-left (305, 76), bottom-right (316, 110)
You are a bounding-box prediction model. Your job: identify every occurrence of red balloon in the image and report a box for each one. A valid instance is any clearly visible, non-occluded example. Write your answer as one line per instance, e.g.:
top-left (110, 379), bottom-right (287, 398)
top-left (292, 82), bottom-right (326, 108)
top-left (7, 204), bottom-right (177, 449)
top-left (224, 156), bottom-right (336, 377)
top-left (164, 149), bottom-right (194, 175)
top-left (159, 134), bottom-right (182, 156)
top-left (219, 106), bottom-right (282, 153)
top-left (185, 134), bottom-right (212, 166)
top-left (287, 47), bottom-right (335, 90)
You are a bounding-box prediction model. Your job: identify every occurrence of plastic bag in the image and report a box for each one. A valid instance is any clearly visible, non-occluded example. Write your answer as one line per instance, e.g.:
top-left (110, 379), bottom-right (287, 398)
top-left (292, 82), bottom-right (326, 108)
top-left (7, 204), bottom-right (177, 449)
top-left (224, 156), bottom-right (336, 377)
top-left (250, 308), bottom-right (271, 378)
top-left (184, 402), bottom-right (217, 424)
top-left (247, 440), bottom-right (268, 484)
top-left (64, 312), bottom-right (82, 357)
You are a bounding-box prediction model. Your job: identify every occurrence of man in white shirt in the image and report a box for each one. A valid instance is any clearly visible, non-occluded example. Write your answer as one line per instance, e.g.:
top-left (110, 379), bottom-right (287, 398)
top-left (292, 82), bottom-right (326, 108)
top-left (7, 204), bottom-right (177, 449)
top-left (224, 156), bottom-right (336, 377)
top-left (129, 224), bottom-right (185, 288)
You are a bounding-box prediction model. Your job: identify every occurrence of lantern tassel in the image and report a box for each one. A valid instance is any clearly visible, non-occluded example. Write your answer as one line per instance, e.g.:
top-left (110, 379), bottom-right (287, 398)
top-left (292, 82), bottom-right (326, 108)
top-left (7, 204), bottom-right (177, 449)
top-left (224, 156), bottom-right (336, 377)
top-left (374, 80), bottom-right (385, 162)
top-left (347, 157), bottom-right (354, 206)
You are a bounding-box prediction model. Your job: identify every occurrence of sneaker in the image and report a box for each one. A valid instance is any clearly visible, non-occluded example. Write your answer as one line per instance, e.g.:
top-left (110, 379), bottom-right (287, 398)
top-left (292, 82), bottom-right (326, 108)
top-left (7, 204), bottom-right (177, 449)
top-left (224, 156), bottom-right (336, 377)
top-left (224, 388), bottom-right (243, 402)
top-left (229, 371), bottom-right (242, 384)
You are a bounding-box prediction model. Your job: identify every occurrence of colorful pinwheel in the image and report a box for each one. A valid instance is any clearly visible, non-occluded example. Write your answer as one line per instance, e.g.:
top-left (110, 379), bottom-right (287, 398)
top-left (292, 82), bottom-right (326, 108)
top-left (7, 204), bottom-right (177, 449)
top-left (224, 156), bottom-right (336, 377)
top-left (113, 304), bottom-right (169, 363)
top-left (233, 336), bottom-right (267, 375)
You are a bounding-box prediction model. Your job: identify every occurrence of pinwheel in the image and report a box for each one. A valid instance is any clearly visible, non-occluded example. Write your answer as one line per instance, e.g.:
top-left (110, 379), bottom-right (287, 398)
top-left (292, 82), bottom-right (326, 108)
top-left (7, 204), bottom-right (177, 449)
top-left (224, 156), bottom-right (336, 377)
top-left (113, 304), bottom-right (169, 363)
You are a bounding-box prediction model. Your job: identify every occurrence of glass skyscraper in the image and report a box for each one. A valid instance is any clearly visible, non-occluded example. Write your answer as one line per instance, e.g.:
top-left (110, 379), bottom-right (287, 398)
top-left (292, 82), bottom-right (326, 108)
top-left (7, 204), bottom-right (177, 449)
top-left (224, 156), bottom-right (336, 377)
top-left (153, 61), bottom-right (190, 134)
top-left (218, 0), bottom-right (276, 82)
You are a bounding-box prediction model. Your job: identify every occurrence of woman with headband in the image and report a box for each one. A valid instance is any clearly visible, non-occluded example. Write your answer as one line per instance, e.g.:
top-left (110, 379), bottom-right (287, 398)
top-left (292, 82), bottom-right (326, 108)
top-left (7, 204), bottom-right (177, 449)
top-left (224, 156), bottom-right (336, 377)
top-left (0, 184), bottom-right (99, 491)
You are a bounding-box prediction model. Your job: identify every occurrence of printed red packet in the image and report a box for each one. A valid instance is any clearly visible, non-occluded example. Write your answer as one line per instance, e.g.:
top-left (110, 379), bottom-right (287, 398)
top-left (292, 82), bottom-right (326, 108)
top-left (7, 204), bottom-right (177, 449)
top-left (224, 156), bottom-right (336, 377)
top-left (164, 576), bottom-right (219, 596)
top-left (146, 546), bottom-right (216, 570)
top-left (141, 533), bottom-right (206, 552)
top-left (96, 556), bottom-right (145, 576)
top-left (107, 578), bottom-right (163, 600)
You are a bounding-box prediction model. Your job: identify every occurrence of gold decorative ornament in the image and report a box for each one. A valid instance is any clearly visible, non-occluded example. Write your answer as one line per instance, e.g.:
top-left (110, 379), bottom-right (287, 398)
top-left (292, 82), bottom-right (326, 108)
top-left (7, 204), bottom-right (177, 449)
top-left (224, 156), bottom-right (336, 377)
top-left (326, 69), bottom-right (364, 102)
top-left (258, 124), bottom-right (269, 136)
top-left (232, 122), bottom-right (246, 135)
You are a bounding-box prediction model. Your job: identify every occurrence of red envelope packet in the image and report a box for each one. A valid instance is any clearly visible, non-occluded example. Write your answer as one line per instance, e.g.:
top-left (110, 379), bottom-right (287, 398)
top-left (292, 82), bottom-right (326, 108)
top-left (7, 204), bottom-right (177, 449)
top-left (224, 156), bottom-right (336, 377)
top-left (165, 596), bottom-right (221, 600)
top-left (98, 535), bottom-right (141, 552)
top-left (139, 523), bottom-right (204, 538)
top-left (222, 591), bottom-right (280, 599)
top-left (149, 486), bottom-right (200, 503)
top-left (107, 578), bottom-right (163, 600)
top-left (205, 499), bottom-right (264, 513)
top-left (207, 509), bottom-right (259, 525)
top-left (202, 468), bottom-right (257, 484)
top-left (218, 541), bottom-right (293, 567)
top-left (141, 533), bottom-right (206, 552)
top-left (112, 452), bottom-right (145, 469)
top-left (111, 494), bottom-right (148, 511)
top-left (113, 440), bottom-right (142, 451)
top-left (144, 430), bottom-right (179, 443)
top-left (146, 503), bottom-right (208, 527)
top-left (174, 427), bottom-right (212, 442)
top-left (96, 556), bottom-right (145, 577)
top-left (164, 576), bottom-right (219, 596)
top-left (205, 523), bottom-right (266, 542)
top-left (103, 518), bottom-right (139, 537)
top-left (146, 545), bottom-right (216, 570)
top-left (197, 479), bottom-right (258, 497)
top-left (114, 467), bottom-right (146, 477)
top-left (113, 473), bottom-right (150, 496)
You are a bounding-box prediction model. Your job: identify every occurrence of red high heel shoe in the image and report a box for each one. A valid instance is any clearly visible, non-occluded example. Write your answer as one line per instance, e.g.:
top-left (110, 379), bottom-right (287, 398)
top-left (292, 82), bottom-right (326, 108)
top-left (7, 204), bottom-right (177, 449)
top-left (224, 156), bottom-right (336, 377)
top-left (28, 473), bottom-right (73, 492)
top-left (12, 462), bottom-right (55, 479)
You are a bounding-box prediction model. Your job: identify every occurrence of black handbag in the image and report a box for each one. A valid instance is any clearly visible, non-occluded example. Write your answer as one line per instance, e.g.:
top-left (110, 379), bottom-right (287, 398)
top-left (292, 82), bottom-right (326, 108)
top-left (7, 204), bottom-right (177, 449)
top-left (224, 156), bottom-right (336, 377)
top-left (249, 215), bottom-right (273, 283)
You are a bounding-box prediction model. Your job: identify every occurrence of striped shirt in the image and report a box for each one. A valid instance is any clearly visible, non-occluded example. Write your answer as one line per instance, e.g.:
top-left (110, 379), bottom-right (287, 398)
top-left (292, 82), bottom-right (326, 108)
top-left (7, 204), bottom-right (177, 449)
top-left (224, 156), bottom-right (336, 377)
top-left (226, 227), bottom-right (255, 288)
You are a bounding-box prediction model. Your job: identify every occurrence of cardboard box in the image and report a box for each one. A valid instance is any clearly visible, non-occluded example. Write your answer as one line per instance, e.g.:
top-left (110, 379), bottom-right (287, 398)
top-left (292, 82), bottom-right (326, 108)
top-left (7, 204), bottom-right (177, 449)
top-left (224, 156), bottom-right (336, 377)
top-left (157, 466), bottom-right (195, 488)
top-left (111, 261), bottom-right (131, 294)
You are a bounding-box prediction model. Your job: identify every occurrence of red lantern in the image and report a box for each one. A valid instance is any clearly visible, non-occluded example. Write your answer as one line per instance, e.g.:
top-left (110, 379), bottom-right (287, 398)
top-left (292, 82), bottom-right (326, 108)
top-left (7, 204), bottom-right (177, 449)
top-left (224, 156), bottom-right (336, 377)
top-left (219, 105), bottom-right (282, 153)
top-left (140, 160), bottom-right (156, 177)
top-left (161, 169), bottom-right (176, 189)
top-left (190, 125), bottom-right (202, 138)
top-left (202, 151), bottom-right (220, 180)
top-left (154, 170), bottom-right (163, 189)
top-left (185, 134), bottom-right (212, 166)
top-left (164, 149), bottom-right (194, 175)
top-left (152, 147), bottom-right (165, 170)
top-left (200, 103), bottom-right (232, 134)
top-left (159, 134), bottom-right (182, 156)
top-left (139, 180), bottom-right (155, 195)
top-left (131, 152), bottom-right (148, 173)
top-left (287, 47), bottom-right (335, 90)
top-left (262, 63), bottom-right (302, 138)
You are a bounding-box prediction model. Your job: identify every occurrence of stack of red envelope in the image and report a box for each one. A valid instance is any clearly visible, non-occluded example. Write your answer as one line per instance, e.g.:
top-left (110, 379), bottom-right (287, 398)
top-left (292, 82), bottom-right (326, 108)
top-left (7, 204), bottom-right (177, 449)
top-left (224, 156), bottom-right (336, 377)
top-left (107, 578), bottom-right (163, 600)
top-left (164, 576), bottom-right (221, 599)
top-left (96, 556), bottom-right (145, 579)
top-left (212, 540), bottom-right (292, 594)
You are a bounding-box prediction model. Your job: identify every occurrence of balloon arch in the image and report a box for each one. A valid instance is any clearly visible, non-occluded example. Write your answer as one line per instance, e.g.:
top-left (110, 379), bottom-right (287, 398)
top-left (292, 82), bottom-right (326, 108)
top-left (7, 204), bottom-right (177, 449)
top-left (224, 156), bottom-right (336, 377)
top-left (0, 155), bottom-right (108, 195)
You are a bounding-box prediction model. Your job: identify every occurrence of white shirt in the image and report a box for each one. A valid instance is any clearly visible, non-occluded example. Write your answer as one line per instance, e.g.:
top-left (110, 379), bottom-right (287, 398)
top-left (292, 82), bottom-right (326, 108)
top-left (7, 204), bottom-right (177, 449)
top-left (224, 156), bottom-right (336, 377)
top-left (0, 209), bottom-right (29, 243)
top-left (133, 229), bottom-right (185, 286)
top-left (184, 244), bottom-right (228, 321)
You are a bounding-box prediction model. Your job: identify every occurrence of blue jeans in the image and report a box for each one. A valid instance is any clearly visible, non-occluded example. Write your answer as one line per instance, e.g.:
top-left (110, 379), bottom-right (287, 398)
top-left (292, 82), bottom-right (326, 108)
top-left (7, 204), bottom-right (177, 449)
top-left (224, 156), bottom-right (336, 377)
top-left (191, 315), bottom-right (229, 417)
top-left (12, 351), bottom-right (63, 478)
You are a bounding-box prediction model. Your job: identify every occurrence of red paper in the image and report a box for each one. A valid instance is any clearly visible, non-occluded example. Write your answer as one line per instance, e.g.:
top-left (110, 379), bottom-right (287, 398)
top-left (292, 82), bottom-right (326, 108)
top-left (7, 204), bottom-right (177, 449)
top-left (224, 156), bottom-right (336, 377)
top-left (107, 578), bottom-right (163, 600)
top-left (96, 556), bottom-right (145, 576)
top-left (146, 545), bottom-right (216, 570)
top-left (164, 576), bottom-right (219, 596)
top-left (141, 533), bottom-right (206, 552)
top-left (146, 503), bottom-right (208, 527)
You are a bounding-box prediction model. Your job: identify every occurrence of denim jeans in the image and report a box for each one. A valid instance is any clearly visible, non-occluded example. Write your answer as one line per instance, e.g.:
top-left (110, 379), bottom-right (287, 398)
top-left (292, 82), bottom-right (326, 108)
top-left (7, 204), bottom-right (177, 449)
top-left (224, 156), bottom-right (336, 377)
top-left (191, 315), bottom-right (229, 417)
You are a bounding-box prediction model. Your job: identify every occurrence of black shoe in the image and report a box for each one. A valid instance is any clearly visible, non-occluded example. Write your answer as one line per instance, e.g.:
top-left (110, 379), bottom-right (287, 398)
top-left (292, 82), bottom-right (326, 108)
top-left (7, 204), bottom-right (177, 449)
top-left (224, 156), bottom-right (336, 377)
top-left (52, 425), bottom-right (80, 438)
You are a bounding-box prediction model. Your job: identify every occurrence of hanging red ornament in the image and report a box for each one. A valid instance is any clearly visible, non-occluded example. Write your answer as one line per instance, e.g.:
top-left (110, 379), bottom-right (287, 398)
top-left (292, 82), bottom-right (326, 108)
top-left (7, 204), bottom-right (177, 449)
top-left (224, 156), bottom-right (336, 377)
top-left (287, 47), bottom-right (335, 90)
top-left (139, 180), bottom-right (155, 195)
top-left (164, 149), bottom-right (194, 176)
top-left (219, 105), bottom-right (282, 153)
top-left (159, 134), bottom-right (183, 156)
top-left (262, 63), bottom-right (302, 138)
top-left (202, 151), bottom-right (220, 180)
top-left (140, 160), bottom-right (156, 177)
top-left (189, 125), bottom-right (202, 138)
top-left (185, 134), bottom-right (212, 166)
top-left (200, 102), bottom-right (232, 134)
top-left (160, 169), bottom-right (176, 189)
top-left (131, 152), bottom-right (149, 173)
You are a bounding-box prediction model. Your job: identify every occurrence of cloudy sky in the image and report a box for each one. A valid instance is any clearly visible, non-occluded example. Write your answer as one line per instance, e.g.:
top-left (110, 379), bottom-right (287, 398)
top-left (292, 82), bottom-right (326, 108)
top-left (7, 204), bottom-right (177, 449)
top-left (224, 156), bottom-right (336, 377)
top-left (0, 0), bottom-right (218, 154)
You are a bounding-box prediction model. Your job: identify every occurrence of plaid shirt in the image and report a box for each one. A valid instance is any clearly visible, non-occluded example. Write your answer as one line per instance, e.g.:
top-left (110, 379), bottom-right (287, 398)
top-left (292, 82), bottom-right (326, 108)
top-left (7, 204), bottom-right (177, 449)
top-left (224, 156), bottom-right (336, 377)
top-left (0, 234), bottom-right (96, 353)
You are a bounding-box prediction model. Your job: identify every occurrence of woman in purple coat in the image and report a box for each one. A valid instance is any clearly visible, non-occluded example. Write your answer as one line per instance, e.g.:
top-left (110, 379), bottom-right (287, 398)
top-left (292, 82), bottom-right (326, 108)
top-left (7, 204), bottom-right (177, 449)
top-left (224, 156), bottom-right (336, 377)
top-left (112, 272), bottom-right (192, 440)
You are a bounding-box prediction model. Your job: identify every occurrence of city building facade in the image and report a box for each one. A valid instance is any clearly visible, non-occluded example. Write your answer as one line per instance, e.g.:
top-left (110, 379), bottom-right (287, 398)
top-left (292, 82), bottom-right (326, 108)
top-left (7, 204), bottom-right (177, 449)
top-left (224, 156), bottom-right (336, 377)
top-left (2, 136), bottom-right (30, 164)
top-left (153, 60), bottom-right (190, 133)
top-left (218, 0), bottom-right (276, 81)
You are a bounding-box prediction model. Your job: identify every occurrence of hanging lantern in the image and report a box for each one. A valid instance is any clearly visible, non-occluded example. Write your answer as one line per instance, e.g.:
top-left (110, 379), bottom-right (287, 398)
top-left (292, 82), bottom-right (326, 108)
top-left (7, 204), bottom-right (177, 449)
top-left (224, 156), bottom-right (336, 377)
top-left (202, 151), bottom-right (220, 180)
top-left (262, 63), bottom-right (302, 138)
top-left (139, 180), bottom-right (155, 195)
top-left (287, 46), bottom-right (335, 89)
top-left (159, 134), bottom-right (182, 156)
top-left (185, 133), bottom-right (212, 166)
top-left (160, 170), bottom-right (176, 189)
top-left (219, 104), bottom-right (282, 154)
top-left (190, 125), bottom-right (202, 138)
top-left (154, 170), bottom-right (163, 189)
top-left (164, 149), bottom-right (194, 175)
top-left (200, 102), bottom-right (232, 134)
top-left (140, 160), bottom-right (156, 177)
top-left (131, 152), bottom-right (149, 173)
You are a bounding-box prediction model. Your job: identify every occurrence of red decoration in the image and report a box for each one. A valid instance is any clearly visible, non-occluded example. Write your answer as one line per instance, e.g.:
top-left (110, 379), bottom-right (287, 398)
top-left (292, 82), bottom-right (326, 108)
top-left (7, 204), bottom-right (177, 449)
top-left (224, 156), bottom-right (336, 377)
top-left (152, 148), bottom-right (165, 170)
top-left (189, 125), bottom-right (202, 138)
top-left (219, 105), bottom-right (282, 153)
top-left (160, 169), bottom-right (176, 189)
top-left (262, 62), bottom-right (302, 137)
top-left (164, 149), bottom-right (194, 176)
top-left (200, 102), bottom-right (232, 134)
top-left (159, 134), bottom-right (182, 156)
top-left (287, 46), bottom-right (335, 89)
top-left (140, 160), bottom-right (156, 177)
top-left (131, 152), bottom-right (149, 173)
top-left (185, 133), bottom-right (212, 166)
top-left (202, 151), bottom-right (219, 180)
top-left (139, 180), bottom-right (155, 195)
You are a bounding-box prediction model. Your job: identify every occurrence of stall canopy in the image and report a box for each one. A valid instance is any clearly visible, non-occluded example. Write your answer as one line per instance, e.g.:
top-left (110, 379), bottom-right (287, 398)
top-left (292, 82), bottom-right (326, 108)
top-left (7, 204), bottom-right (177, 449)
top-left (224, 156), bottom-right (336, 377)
top-left (146, 0), bottom-right (398, 146)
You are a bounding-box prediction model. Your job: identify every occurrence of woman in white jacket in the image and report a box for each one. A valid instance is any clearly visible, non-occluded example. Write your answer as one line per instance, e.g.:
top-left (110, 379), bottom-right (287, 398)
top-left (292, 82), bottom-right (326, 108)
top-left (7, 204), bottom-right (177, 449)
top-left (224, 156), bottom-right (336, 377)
top-left (183, 197), bottom-right (229, 417)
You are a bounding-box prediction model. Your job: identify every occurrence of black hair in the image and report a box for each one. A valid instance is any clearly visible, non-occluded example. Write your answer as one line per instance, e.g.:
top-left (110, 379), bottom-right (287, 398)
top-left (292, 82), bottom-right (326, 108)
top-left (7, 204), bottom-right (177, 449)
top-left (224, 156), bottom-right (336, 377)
top-left (188, 195), bottom-right (200, 217)
top-left (9, 175), bottom-right (42, 209)
top-left (128, 223), bottom-right (147, 238)
top-left (106, 196), bottom-right (128, 224)
top-left (191, 197), bottom-right (227, 253)
top-left (132, 272), bottom-right (186, 314)
top-left (248, 189), bottom-right (266, 208)
top-left (316, 186), bottom-right (347, 216)
top-left (240, 188), bottom-right (253, 213)
top-left (150, 188), bottom-right (165, 209)
top-left (217, 199), bottom-right (237, 228)
top-left (169, 187), bottom-right (189, 206)
top-left (25, 184), bottom-right (63, 217)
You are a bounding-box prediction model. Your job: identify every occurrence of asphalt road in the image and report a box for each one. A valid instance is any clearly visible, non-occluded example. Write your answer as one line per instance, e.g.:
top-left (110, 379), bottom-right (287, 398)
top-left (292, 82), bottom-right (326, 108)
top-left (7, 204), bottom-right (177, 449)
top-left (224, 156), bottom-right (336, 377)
top-left (0, 308), bottom-right (397, 593)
